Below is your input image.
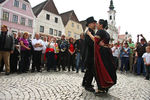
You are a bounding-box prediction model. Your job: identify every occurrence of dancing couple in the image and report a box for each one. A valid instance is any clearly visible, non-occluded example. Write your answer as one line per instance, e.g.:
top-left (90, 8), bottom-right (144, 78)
top-left (82, 17), bottom-right (117, 95)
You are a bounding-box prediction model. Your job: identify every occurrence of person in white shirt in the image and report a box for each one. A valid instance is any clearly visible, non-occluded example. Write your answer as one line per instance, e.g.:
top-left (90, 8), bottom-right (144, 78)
top-left (142, 46), bottom-right (150, 80)
top-left (31, 33), bottom-right (43, 72)
top-left (41, 36), bottom-right (48, 68)
top-left (111, 43), bottom-right (120, 69)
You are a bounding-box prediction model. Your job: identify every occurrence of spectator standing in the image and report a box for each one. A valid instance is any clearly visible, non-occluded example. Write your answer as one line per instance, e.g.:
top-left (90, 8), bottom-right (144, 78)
top-left (120, 43), bottom-right (130, 73)
top-left (31, 34), bottom-right (43, 72)
top-left (111, 43), bottom-right (120, 70)
top-left (10, 33), bottom-right (19, 73)
top-left (68, 37), bottom-right (75, 72)
top-left (74, 34), bottom-right (85, 73)
top-left (136, 35), bottom-right (147, 75)
top-left (18, 32), bottom-right (31, 74)
top-left (142, 46), bottom-right (150, 80)
top-left (58, 35), bottom-right (68, 71)
top-left (41, 36), bottom-right (48, 68)
top-left (128, 38), bottom-right (135, 73)
top-left (0, 25), bottom-right (14, 75)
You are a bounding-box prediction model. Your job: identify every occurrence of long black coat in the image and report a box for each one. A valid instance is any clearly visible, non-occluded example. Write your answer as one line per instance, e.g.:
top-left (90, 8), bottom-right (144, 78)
top-left (83, 28), bottom-right (95, 65)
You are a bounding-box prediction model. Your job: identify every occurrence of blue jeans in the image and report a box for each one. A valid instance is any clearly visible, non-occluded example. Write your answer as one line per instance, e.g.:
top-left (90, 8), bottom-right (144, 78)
top-left (121, 57), bottom-right (129, 72)
top-left (137, 57), bottom-right (146, 75)
top-left (76, 52), bottom-right (84, 72)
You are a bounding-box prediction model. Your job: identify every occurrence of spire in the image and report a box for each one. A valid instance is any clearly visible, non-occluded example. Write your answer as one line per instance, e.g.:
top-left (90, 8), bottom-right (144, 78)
top-left (109, 0), bottom-right (114, 10)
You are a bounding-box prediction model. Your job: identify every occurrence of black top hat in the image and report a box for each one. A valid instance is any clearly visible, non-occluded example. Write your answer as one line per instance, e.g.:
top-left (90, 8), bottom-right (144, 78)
top-left (86, 17), bottom-right (97, 26)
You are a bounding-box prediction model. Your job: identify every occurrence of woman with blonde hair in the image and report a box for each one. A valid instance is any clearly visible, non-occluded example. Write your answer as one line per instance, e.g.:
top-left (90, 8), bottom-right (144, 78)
top-left (18, 32), bottom-right (31, 74)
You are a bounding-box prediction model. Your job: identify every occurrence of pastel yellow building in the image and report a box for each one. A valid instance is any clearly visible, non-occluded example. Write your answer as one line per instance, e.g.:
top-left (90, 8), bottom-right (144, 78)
top-left (60, 10), bottom-right (83, 39)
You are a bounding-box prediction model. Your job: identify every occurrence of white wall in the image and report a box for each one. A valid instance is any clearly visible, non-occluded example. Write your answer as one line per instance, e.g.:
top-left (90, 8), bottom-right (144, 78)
top-left (34, 10), bottom-right (65, 36)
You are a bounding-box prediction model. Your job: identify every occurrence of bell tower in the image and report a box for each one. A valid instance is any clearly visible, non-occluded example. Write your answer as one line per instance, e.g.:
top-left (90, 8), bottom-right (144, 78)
top-left (108, 0), bottom-right (116, 26)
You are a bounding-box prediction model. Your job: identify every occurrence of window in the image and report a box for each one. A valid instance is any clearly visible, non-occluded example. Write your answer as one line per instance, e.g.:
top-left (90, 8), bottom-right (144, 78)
top-left (12, 15), bottom-right (18, 23)
top-left (74, 34), bottom-right (76, 39)
top-left (28, 19), bottom-right (33, 27)
top-left (110, 16), bottom-right (112, 20)
top-left (20, 17), bottom-right (26, 25)
top-left (22, 4), bottom-right (26, 10)
top-left (46, 14), bottom-right (50, 20)
top-left (58, 31), bottom-right (62, 37)
top-left (72, 23), bottom-right (74, 27)
top-left (3, 12), bottom-right (9, 21)
top-left (68, 31), bottom-right (71, 37)
top-left (54, 29), bottom-right (57, 36)
top-left (14, 0), bottom-right (19, 7)
top-left (55, 17), bottom-right (58, 23)
top-left (40, 26), bottom-right (44, 33)
top-left (77, 25), bottom-right (79, 29)
top-left (49, 28), bottom-right (53, 35)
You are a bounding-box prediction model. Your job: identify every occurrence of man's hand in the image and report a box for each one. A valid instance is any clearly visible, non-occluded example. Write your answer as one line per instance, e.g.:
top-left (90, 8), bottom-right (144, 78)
top-left (10, 51), bottom-right (13, 54)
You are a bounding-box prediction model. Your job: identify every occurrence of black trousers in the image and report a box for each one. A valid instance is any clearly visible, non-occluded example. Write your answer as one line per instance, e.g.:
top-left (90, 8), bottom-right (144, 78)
top-left (82, 63), bottom-right (95, 87)
top-left (32, 51), bottom-right (42, 71)
top-left (19, 51), bottom-right (29, 73)
top-left (68, 52), bottom-right (75, 71)
top-left (10, 53), bottom-right (19, 73)
top-left (58, 52), bottom-right (68, 70)
top-left (46, 52), bottom-right (56, 71)
top-left (113, 56), bottom-right (118, 70)
top-left (146, 65), bottom-right (150, 79)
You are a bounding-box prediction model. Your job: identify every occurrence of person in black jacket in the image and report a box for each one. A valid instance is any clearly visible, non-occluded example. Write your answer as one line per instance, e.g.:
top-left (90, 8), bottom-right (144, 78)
top-left (10, 33), bottom-right (19, 73)
top-left (74, 33), bottom-right (85, 73)
top-left (82, 17), bottom-right (97, 92)
top-left (0, 25), bottom-right (14, 75)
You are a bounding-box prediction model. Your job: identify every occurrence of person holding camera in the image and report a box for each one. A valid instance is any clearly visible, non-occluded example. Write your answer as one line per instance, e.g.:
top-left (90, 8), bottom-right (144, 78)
top-left (135, 34), bottom-right (147, 75)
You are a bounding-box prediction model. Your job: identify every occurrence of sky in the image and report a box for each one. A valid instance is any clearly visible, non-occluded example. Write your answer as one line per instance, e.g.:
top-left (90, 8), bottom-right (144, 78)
top-left (29, 0), bottom-right (150, 42)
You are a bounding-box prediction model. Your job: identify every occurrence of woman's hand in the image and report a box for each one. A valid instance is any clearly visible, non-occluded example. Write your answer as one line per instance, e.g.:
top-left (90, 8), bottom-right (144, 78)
top-left (87, 31), bottom-right (91, 36)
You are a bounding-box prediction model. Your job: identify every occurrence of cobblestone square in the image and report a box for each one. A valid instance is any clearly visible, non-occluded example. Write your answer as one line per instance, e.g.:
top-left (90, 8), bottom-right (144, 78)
top-left (0, 71), bottom-right (150, 100)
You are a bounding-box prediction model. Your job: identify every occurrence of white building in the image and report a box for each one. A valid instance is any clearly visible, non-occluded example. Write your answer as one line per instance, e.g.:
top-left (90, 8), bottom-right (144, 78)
top-left (107, 0), bottom-right (118, 43)
top-left (32, 0), bottom-right (64, 37)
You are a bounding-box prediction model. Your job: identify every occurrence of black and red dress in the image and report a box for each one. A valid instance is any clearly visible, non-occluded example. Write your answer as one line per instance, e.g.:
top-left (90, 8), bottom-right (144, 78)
top-left (94, 30), bottom-right (117, 89)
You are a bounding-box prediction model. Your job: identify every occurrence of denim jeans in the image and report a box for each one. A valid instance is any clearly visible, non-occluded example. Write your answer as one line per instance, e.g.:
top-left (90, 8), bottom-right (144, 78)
top-left (76, 52), bottom-right (84, 72)
top-left (121, 57), bottom-right (129, 72)
top-left (137, 57), bottom-right (146, 75)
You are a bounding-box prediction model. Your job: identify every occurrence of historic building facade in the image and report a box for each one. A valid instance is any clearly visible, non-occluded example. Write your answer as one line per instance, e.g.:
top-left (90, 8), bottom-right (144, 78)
top-left (0, 0), bottom-right (34, 34)
top-left (60, 10), bottom-right (83, 39)
top-left (32, 0), bottom-right (64, 38)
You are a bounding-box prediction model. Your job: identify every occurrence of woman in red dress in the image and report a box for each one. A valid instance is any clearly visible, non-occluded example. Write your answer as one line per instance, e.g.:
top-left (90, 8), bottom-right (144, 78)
top-left (87, 19), bottom-right (117, 95)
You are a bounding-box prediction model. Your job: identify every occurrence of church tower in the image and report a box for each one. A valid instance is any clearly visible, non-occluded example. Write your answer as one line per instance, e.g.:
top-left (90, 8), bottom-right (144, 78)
top-left (108, 0), bottom-right (116, 26)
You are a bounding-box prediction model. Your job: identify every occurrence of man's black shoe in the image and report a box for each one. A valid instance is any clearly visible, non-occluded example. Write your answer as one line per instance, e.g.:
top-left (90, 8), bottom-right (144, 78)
top-left (85, 87), bottom-right (95, 92)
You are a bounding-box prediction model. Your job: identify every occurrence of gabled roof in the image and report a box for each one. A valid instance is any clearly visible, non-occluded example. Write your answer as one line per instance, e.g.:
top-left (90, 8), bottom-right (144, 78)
top-left (60, 10), bottom-right (80, 26)
top-left (0, 0), bottom-right (29, 4)
top-left (80, 20), bottom-right (87, 31)
top-left (32, 0), bottom-right (59, 17)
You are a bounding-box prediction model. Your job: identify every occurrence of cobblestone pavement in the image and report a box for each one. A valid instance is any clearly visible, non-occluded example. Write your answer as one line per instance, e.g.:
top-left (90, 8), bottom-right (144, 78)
top-left (0, 71), bottom-right (150, 100)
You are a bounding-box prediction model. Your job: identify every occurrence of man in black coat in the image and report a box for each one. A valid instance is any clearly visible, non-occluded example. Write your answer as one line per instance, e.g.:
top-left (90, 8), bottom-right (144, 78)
top-left (82, 17), bottom-right (97, 92)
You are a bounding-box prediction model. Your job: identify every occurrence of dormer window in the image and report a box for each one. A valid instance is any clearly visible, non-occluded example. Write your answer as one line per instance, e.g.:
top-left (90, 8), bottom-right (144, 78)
top-left (14, 0), bottom-right (19, 7)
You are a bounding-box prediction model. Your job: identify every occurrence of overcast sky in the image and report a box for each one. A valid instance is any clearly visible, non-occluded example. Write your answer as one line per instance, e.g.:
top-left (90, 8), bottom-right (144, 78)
top-left (29, 0), bottom-right (150, 42)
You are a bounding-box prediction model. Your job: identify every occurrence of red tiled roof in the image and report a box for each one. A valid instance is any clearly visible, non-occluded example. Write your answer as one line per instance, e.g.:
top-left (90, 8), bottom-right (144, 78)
top-left (118, 35), bottom-right (125, 39)
top-left (32, 0), bottom-right (59, 17)
top-left (60, 10), bottom-right (80, 26)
